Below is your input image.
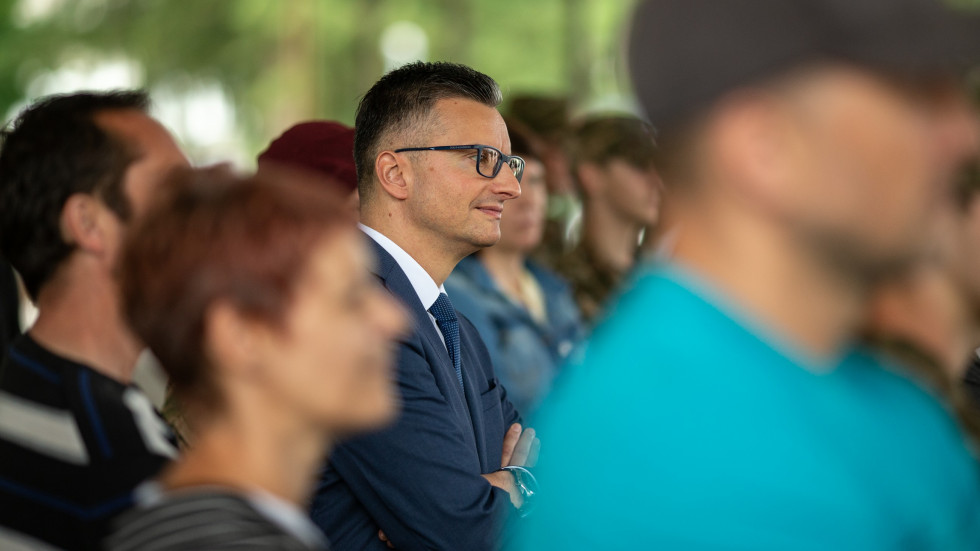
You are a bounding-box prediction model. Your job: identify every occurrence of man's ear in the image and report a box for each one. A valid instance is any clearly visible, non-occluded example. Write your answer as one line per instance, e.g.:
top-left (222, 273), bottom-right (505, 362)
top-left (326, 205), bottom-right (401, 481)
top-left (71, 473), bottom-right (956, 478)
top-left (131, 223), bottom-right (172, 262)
top-left (576, 163), bottom-right (606, 200)
top-left (60, 193), bottom-right (110, 255)
top-left (375, 151), bottom-right (411, 201)
top-left (710, 93), bottom-right (797, 214)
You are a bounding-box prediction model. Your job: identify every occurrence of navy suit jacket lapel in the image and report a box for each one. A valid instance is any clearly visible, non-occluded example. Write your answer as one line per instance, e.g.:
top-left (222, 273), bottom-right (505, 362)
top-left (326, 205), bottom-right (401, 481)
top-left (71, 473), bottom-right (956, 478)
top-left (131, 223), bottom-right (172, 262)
top-left (365, 237), bottom-right (478, 445)
top-left (458, 326), bottom-right (492, 472)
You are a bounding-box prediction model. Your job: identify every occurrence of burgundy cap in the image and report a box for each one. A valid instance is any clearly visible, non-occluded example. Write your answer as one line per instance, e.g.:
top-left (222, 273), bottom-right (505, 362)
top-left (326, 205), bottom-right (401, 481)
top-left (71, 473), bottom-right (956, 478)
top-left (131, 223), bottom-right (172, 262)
top-left (257, 121), bottom-right (357, 193)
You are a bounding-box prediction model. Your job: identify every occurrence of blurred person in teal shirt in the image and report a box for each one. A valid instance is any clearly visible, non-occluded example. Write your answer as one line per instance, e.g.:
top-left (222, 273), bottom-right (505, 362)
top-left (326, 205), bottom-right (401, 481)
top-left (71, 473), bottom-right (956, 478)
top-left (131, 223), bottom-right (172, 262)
top-left (507, 0), bottom-right (980, 549)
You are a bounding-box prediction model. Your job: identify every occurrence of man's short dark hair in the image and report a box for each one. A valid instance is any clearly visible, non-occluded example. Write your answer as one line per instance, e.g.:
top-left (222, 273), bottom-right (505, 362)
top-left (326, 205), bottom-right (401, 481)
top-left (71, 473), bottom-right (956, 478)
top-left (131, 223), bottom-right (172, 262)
top-left (0, 90), bottom-right (150, 299)
top-left (353, 61), bottom-right (502, 198)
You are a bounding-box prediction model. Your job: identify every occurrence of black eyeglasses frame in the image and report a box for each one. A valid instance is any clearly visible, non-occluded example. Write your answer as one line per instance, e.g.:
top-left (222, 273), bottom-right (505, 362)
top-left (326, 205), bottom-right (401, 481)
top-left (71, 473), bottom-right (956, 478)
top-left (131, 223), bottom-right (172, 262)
top-left (393, 144), bottom-right (525, 183)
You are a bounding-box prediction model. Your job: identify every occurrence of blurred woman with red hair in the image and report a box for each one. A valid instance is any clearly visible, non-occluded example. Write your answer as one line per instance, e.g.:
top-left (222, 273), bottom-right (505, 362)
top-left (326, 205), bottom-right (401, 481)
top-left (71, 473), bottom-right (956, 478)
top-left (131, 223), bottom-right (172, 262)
top-left (106, 167), bottom-right (407, 550)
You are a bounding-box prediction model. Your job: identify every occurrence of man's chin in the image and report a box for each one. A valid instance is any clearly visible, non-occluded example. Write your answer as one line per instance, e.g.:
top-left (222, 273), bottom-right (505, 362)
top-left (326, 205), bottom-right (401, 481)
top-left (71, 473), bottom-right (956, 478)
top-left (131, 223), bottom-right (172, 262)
top-left (463, 226), bottom-right (502, 250)
top-left (472, 234), bottom-right (501, 250)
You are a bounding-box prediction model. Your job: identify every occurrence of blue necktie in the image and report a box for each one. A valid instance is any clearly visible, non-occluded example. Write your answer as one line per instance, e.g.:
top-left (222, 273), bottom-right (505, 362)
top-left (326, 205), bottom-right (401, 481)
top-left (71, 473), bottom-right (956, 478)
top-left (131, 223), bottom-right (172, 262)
top-left (430, 293), bottom-right (463, 390)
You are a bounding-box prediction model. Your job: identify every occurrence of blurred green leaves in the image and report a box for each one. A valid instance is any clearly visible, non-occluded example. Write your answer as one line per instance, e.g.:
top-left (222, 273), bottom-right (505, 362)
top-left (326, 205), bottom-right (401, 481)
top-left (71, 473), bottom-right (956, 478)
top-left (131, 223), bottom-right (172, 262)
top-left (0, 0), bottom-right (637, 162)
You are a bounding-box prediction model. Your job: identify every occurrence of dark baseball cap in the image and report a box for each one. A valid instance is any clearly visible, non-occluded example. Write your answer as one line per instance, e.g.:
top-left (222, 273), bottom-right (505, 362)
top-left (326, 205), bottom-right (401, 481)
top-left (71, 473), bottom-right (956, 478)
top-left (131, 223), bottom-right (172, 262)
top-left (629, 0), bottom-right (980, 130)
top-left (257, 120), bottom-right (357, 193)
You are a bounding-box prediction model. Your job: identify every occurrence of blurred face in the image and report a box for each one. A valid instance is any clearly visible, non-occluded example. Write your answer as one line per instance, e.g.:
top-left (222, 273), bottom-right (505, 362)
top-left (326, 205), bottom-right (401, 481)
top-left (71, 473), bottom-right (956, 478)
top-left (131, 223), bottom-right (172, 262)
top-left (863, 94), bottom-right (980, 376)
top-left (941, 159), bottom-right (980, 321)
top-left (401, 98), bottom-right (522, 256)
top-left (495, 158), bottom-right (547, 253)
top-left (95, 110), bottom-right (189, 265)
top-left (97, 110), bottom-right (190, 217)
top-left (953, 193), bottom-right (980, 318)
top-left (924, 81), bottom-right (980, 186)
top-left (541, 144), bottom-right (575, 195)
top-left (931, 90), bottom-right (980, 312)
top-left (255, 229), bottom-right (408, 433)
top-left (777, 67), bottom-right (952, 277)
top-left (601, 159), bottom-right (662, 227)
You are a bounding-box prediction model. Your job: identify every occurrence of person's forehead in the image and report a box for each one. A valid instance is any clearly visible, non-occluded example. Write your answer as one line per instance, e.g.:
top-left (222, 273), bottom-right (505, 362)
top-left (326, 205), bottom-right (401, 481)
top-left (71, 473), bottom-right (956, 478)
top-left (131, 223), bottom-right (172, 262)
top-left (94, 109), bottom-right (182, 157)
top-left (94, 108), bottom-right (154, 144)
top-left (427, 97), bottom-right (508, 146)
top-left (781, 64), bottom-right (941, 104)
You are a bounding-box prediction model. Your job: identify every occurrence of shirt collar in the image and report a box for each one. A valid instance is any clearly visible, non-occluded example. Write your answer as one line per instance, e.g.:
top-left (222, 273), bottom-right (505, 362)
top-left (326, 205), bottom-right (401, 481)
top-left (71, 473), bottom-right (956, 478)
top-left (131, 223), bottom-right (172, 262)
top-left (359, 223), bottom-right (446, 310)
top-left (247, 489), bottom-right (327, 549)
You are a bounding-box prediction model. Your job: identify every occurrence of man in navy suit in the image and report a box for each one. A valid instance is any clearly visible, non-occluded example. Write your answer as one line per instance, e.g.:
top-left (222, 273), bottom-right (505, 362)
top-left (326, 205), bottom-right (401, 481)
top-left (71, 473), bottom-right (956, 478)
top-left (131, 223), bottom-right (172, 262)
top-left (310, 61), bottom-right (539, 550)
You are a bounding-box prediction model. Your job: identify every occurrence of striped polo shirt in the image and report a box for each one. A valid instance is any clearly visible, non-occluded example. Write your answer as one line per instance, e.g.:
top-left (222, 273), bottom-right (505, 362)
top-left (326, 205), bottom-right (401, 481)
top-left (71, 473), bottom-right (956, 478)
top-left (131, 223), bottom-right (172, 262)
top-left (0, 335), bottom-right (177, 550)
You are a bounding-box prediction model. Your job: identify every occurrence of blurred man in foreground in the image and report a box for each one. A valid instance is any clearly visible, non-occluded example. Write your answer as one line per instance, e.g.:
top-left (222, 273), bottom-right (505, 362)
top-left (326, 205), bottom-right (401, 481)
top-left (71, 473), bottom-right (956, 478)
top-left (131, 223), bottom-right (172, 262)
top-left (0, 91), bottom-right (188, 549)
top-left (511, 0), bottom-right (980, 548)
top-left (867, 147), bottom-right (980, 438)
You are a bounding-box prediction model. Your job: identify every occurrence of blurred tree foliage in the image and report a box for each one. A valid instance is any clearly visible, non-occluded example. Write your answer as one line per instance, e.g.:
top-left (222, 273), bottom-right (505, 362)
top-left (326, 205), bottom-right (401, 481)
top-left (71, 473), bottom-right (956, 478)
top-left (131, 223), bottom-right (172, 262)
top-left (0, 0), bottom-right (637, 160)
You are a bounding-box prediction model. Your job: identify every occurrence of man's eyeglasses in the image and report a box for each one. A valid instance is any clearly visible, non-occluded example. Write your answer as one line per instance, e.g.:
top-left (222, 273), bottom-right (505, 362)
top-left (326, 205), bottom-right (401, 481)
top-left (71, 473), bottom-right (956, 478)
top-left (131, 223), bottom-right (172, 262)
top-left (394, 144), bottom-right (525, 183)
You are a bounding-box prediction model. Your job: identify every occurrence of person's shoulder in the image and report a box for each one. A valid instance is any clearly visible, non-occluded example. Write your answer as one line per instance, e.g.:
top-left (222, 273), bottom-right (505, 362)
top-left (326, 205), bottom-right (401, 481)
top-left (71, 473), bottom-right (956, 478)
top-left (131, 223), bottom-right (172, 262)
top-left (541, 270), bottom-right (692, 391)
top-left (1, 335), bottom-right (74, 397)
top-left (846, 347), bottom-right (959, 412)
top-left (108, 491), bottom-right (317, 551)
top-left (0, 336), bottom-right (95, 462)
top-left (591, 264), bottom-right (717, 338)
top-left (843, 346), bottom-right (947, 402)
top-left (558, 264), bottom-right (784, 400)
top-left (844, 346), bottom-right (978, 455)
top-left (48, 357), bottom-right (177, 470)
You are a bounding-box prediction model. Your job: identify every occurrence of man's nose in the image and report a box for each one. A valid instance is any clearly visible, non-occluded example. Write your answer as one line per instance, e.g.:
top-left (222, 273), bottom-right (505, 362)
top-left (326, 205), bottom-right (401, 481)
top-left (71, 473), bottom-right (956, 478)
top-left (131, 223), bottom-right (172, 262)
top-left (492, 169), bottom-right (521, 201)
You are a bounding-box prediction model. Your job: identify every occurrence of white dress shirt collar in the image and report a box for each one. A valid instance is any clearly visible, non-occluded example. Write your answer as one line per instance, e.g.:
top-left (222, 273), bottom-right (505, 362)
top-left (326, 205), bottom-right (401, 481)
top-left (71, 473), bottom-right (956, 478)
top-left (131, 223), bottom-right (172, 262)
top-left (359, 223), bottom-right (446, 310)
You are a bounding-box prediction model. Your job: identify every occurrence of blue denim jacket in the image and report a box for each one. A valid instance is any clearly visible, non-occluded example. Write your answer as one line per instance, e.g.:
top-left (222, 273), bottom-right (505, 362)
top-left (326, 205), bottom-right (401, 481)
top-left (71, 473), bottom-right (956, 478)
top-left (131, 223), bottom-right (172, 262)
top-left (446, 255), bottom-right (586, 417)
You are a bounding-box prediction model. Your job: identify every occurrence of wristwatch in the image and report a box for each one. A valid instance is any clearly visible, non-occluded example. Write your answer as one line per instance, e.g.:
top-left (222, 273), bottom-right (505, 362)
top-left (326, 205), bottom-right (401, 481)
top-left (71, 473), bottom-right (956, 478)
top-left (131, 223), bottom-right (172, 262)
top-left (501, 465), bottom-right (538, 518)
